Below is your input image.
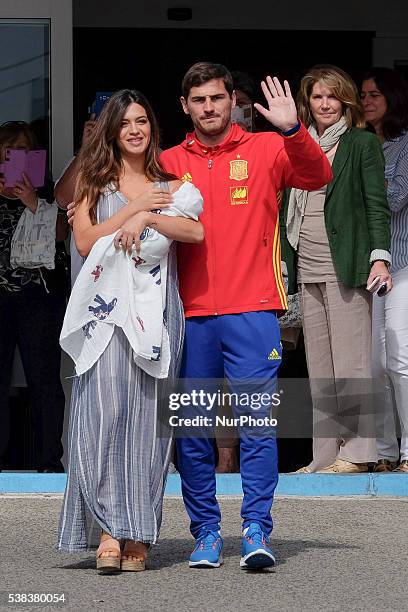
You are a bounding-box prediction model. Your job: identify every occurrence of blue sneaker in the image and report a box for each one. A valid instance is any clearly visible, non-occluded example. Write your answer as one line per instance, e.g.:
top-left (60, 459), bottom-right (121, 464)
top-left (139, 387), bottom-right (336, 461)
top-left (240, 522), bottom-right (276, 569)
top-left (189, 530), bottom-right (223, 568)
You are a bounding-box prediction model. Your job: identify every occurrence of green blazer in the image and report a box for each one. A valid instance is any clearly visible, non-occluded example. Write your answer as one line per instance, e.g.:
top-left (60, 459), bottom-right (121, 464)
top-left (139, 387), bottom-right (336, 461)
top-left (280, 127), bottom-right (391, 291)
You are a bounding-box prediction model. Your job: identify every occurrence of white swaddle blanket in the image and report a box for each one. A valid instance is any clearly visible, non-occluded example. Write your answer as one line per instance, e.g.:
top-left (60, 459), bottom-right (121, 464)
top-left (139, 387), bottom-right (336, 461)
top-left (60, 182), bottom-right (202, 378)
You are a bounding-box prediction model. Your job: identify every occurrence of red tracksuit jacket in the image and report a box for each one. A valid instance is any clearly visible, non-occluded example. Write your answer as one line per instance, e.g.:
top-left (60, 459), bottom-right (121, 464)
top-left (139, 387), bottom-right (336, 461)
top-left (160, 123), bottom-right (332, 318)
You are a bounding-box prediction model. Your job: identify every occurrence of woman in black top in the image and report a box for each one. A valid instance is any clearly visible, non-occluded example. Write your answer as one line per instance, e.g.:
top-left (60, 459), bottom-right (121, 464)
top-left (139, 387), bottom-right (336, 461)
top-left (0, 121), bottom-right (68, 472)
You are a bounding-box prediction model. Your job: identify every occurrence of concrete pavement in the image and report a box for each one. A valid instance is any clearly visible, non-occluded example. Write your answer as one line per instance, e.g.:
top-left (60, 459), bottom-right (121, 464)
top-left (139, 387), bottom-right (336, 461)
top-left (0, 496), bottom-right (407, 611)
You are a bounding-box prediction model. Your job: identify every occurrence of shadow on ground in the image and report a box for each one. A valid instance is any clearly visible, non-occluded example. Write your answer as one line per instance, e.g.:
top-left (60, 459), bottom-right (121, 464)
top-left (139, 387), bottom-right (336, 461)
top-left (57, 535), bottom-right (358, 572)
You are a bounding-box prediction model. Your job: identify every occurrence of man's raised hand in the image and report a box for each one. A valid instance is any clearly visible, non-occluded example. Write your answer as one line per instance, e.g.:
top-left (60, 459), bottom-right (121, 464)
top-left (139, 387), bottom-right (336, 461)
top-left (254, 76), bottom-right (298, 132)
top-left (81, 114), bottom-right (97, 148)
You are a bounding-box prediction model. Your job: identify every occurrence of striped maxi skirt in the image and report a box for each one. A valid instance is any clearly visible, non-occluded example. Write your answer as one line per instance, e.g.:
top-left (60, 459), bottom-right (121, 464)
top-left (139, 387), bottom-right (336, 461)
top-left (57, 246), bottom-right (183, 551)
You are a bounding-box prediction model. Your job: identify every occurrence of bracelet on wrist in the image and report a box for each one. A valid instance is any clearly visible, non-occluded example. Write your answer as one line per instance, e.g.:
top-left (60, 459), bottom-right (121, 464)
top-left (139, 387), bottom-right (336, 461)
top-left (281, 121), bottom-right (301, 137)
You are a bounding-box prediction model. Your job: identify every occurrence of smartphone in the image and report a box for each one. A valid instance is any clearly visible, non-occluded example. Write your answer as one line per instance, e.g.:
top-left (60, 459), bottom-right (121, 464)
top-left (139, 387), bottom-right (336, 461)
top-left (1, 149), bottom-right (26, 187)
top-left (367, 276), bottom-right (380, 292)
top-left (0, 148), bottom-right (46, 188)
top-left (376, 283), bottom-right (387, 297)
top-left (89, 92), bottom-right (114, 118)
top-left (26, 150), bottom-right (47, 187)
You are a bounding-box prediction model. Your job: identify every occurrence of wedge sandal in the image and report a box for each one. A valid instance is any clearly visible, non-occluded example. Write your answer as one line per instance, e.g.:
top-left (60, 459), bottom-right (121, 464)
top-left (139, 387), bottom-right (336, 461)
top-left (96, 535), bottom-right (121, 574)
top-left (121, 541), bottom-right (148, 572)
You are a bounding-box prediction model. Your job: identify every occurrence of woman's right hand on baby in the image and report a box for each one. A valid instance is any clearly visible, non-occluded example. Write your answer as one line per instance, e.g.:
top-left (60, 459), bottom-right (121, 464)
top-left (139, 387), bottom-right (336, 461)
top-left (130, 183), bottom-right (172, 213)
top-left (66, 183), bottom-right (173, 229)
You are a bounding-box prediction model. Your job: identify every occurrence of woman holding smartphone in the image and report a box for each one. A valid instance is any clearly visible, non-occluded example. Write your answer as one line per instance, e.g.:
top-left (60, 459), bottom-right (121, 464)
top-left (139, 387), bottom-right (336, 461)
top-left (362, 68), bottom-right (408, 473)
top-left (0, 121), bottom-right (68, 474)
top-left (57, 89), bottom-right (203, 573)
top-left (281, 65), bottom-right (392, 473)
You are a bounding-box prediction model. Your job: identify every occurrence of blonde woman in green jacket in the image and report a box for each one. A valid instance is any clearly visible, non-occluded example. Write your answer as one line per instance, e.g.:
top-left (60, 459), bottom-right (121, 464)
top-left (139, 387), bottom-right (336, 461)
top-left (283, 65), bottom-right (392, 473)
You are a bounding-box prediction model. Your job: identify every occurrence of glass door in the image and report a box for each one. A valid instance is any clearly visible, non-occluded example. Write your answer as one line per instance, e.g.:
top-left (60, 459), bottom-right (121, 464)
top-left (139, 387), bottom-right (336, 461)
top-left (0, 1), bottom-right (73, 470)
top-left (0, 19), bottom-right (51, 161)
top-left (0, 0), bottom-right (73, 178)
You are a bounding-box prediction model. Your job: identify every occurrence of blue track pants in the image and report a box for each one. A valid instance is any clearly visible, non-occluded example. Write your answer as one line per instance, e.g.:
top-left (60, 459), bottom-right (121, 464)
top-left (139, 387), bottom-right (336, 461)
top-left (176, 311), bottom-right (282, 538)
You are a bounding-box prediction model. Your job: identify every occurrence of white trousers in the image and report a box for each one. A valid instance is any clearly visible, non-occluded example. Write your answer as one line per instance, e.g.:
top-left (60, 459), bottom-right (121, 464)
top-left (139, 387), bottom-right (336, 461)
top-left (372, 265), bottom-right (408, 461)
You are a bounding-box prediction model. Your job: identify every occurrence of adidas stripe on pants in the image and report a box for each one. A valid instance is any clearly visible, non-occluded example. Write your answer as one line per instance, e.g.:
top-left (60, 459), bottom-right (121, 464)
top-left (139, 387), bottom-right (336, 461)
top-left (176, 311), bottom-right (281, 538)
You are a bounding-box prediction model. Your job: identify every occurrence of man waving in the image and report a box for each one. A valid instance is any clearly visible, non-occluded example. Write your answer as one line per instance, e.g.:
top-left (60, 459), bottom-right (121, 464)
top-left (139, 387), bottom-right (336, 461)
top-left (160, 62), bottom-right (332, 569)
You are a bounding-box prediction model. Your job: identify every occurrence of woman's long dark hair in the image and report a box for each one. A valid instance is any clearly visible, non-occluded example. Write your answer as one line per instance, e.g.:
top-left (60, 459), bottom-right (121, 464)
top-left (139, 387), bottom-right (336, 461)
top-left (74, 89), bottom-right (176, 223)
top-left (362, 68), bottom-right (408, 140)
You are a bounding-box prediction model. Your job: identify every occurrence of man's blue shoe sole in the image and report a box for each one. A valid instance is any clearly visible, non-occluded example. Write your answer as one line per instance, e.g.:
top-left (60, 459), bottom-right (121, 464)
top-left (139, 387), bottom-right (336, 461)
top-left (240, 549), bottom-right (276, 569)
